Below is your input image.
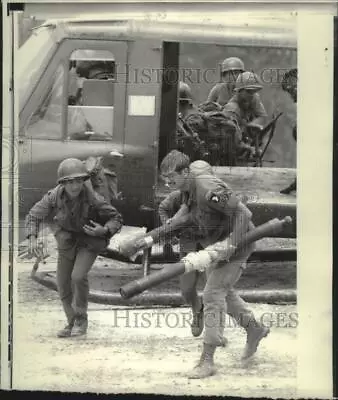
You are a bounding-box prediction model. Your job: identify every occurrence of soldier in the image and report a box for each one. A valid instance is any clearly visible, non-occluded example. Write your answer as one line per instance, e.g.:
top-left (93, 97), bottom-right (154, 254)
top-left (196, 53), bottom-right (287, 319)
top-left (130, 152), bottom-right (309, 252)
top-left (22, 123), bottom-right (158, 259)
top-left (158, 162), bottom-right (213, 336)
top-left (160, 150), bottom-right (270, 379)
top-left (280, 68), bottom-right (297, 194)
top-left (223, 71), bottom-right (268, 160)
top-left (207, 57), bottom-right (245, 106)
top-left (178, 81), bottom-right (196, 119)
top-left (25, 158), bottom-right (123, 338)
top-left (176, 81), bottom-right (207, 160)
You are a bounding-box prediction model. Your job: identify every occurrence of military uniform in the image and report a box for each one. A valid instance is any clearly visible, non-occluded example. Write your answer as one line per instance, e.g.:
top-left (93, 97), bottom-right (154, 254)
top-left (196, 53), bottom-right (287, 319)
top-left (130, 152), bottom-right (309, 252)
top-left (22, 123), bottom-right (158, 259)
top-left (223, 92), bottom-right (267, 132)
top-left (181, 170), bottom-right (259, 347)
top-left (158, 190), bottom-right (188, 224)
top-left (25, 182), bottom-right (122, 330)
top-left (207, 82), bottom-right (235, 106)
top-left (158, 190), bottom-right (203, 313)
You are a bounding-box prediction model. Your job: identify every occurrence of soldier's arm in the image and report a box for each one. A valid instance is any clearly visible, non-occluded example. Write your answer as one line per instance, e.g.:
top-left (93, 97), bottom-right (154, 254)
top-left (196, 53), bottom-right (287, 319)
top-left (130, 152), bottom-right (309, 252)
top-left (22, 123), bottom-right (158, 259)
top-left (222, 103), bottom-right (243, 145)
top-left (222, 101), bottom-right (241, 123)
top-left (205, 185), bottom-right (252, 248)
top-left (158, 190), bottom-right (186, 224)
top-left (25, 188), bottom-right (58, 238)
top-left (249, 93), bottom-right (268, 127)
top-left (92, 192), bottom-right (123, 237)
top-left (158, 191), bottom-right (180, 224)
top-left (206, 84), bottom-right (220, 103)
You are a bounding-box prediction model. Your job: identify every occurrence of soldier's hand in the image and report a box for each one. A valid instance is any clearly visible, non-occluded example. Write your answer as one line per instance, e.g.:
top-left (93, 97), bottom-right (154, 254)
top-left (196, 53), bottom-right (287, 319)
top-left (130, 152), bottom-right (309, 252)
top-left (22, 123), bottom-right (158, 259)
top-left (213, 241), bottom-right (237, 262)
top-left (28, 236), bottom-right (44, 260)
top-left (247, 122), bottom-right (263, 131)
top-left (254, 148), bottom-right (262, 158)
top-left (83, 220), bottom-right (108, 237)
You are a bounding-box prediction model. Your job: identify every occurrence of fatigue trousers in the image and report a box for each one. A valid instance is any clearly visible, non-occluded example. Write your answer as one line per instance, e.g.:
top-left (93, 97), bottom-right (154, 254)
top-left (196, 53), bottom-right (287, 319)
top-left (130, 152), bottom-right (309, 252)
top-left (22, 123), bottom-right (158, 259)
top-left (55, 230), bottom-right (106, 324)
top-left (180, 242), bottom-right (256, 346)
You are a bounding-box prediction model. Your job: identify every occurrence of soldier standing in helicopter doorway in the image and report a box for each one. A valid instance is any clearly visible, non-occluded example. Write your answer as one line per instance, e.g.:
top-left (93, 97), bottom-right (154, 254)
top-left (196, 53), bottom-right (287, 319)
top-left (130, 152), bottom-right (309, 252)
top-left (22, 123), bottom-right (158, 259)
top-left (25, 158), bottom-right (123, 338)
top-left (207, 57), bottom-right (245, 106)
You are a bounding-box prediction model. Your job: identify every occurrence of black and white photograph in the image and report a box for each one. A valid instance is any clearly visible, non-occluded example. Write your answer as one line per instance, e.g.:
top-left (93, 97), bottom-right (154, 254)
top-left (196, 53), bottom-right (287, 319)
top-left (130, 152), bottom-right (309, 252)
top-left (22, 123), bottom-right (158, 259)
top-left (0, 2), bottom-right (334, 398)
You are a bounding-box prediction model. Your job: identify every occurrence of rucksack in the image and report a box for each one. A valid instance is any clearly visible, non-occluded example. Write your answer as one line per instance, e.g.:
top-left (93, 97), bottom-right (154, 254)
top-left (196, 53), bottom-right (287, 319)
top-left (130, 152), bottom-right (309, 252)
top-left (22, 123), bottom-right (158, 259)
top-left (85, 156), bottom-right (118, 204)
top-left (184, 103), bottom-right (239, 166)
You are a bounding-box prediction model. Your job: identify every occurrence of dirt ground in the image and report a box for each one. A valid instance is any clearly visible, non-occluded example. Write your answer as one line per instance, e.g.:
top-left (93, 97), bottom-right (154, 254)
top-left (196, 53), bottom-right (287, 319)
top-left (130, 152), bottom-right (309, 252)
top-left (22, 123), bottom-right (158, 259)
top-left (13, 256), bottom-right (297, 397)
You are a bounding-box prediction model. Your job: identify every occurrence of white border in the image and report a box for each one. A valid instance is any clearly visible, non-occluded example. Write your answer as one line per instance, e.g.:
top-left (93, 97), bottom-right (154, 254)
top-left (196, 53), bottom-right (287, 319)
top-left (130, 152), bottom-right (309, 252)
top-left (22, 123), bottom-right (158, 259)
top-left (297, 13), bottom-right (333, 398)
top-left (2, 1), bottom-right (335, 396)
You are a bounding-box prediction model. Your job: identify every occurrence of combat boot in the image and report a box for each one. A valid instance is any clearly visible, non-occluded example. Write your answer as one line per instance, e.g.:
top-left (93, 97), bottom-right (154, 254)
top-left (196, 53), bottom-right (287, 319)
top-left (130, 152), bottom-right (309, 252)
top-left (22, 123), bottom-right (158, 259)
top-left (188, 343), bottom-right (217, 379)
top-left (57, 318), bottom-right (75, 338)
top-left (72, 315), bottom-right (88, 336)
top-left (242, 324), bottom-right (270, 360)
top-left (191, 304), bottom-right (204, 337)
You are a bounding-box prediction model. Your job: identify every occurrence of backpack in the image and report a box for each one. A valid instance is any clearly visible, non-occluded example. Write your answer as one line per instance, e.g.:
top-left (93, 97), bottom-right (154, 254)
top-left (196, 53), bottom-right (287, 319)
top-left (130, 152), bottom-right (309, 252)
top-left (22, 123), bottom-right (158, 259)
top-left (184, 103), bottom-right (239, 166)
top-left (85, 156), bottom-right (118, 204)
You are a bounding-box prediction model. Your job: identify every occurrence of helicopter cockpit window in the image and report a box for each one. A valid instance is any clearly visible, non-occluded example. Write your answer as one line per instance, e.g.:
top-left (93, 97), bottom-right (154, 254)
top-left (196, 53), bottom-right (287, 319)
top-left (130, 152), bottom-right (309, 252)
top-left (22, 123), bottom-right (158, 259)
top-left (25, 64), bottom-right (65, 139)
top-left (67, 49), bottom-right (116, 141)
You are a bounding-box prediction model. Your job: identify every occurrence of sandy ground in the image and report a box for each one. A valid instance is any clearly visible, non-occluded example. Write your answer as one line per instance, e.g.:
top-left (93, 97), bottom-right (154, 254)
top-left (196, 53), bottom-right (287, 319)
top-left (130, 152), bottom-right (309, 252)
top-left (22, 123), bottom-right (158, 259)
top-left (13, 258), bottom-right (297, 397)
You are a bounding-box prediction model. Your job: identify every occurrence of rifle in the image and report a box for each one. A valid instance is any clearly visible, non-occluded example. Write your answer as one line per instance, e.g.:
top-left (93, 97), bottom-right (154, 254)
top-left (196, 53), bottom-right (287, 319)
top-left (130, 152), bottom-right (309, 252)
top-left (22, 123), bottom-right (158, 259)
top-left (245, 112), bottom-right (283, 167)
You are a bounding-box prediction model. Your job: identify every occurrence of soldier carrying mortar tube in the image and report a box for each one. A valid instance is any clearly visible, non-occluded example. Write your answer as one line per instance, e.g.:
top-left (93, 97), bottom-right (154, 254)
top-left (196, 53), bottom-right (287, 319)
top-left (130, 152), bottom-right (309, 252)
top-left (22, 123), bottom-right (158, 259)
top-left (25, 158), bottom-right (123, 338)
top-left (158, 162), bottom-right (214, 337)
top-left (159, 150), bottom-right (270, 379)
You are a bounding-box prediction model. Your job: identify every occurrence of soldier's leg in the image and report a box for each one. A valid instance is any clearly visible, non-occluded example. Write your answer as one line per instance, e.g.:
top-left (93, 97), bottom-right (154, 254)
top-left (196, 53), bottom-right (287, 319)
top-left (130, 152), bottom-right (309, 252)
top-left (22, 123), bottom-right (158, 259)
top-left (180, 271), bottom-right (205, 337)
top-left (180, 242), bottom-right (204, 337)
top-left (56, 245), bottom-right (77, 337)
top-left (71, 247), bottom-right (97, 335)
top-left (226, 287), bottom-right (270, 360)
top-left (189, 257), bottom-right (245, 379)
top-left (189, 247), bottom-right (261, 379)
top-left (226, 288), bottom-right (257, 330)
top-left (225, 244), bottom-right (259, 330)
top-left (225, 245), bottom-right (270, 360)
top-left (179, 270), bottom-right (202, 311)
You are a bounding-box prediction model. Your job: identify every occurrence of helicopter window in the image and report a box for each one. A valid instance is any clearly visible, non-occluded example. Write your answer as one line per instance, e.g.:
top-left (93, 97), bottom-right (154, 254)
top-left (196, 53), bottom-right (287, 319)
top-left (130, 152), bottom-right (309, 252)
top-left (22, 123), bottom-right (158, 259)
top-left (67, 49), bottom-right (115, 141)
top-left (25, 64), bottom-right (65, 139)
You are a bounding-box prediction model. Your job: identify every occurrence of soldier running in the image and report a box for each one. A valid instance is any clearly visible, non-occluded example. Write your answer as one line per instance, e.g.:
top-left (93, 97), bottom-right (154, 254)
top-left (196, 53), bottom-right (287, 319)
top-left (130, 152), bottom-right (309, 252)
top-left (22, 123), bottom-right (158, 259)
top-left (25, 158), bottom-right (123, 338)
top-left (207, 57), bottom-right (245, 106)
top-left (158, 162), bottom-right (213, 336)
top-left (160, 150), bottom-right (270, 379)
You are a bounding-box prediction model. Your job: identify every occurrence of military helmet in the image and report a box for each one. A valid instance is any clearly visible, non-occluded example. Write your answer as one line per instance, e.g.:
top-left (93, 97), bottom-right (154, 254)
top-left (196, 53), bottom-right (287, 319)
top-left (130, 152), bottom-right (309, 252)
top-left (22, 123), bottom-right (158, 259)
top-left (234, 71), bottom-right (263, 92)
top-left (189, 160), bottom-right (213, 176)
top-left (57, 158), bottom-right (89, 183)
top-left (221, 57), bottom-right (245, 74)
top-left (178, 81), bottom-right (193, 103)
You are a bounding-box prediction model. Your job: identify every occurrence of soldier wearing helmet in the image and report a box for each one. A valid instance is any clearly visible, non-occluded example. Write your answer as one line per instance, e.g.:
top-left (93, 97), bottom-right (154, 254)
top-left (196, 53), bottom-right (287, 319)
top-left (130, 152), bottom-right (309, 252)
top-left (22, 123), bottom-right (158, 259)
top-left (223, 71), bottom-right (268, 159)
top-left (178, 81), bottom-right (195, 118)
top-left (176, 82), bottom-right (206, 160)
top-left (25, 158), bottom-right (123, 338)
top-left (207, 57), bottom-right (245, 106)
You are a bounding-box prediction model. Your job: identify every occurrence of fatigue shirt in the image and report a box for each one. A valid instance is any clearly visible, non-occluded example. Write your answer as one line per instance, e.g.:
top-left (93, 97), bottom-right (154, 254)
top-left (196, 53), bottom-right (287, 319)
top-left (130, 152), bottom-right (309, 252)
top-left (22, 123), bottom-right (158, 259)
top-left (184, 173), bottom-right (240, 248)
top-left (223, 93), bottom-right (267, 132)
top-left (207, 82), bottom-right (235, 106)
top-left (158, 190), bottom-right (188, 224)
top-left (25, 183), bottom-right (123, 240)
